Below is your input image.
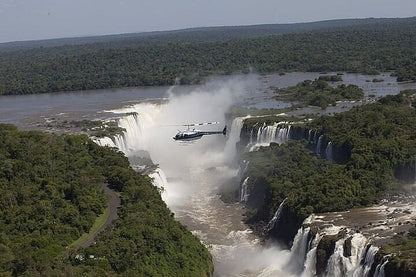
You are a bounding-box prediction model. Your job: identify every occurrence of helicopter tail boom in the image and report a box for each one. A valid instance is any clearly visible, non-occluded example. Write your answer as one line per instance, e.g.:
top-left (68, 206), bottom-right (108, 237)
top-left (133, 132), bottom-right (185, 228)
top-left (200, 126), bottom-right (227, 136)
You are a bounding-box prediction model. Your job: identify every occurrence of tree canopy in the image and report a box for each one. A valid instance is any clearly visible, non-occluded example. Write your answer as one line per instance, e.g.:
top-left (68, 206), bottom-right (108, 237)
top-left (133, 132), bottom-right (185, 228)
top-left (0, 124), bottom-right (213, 276)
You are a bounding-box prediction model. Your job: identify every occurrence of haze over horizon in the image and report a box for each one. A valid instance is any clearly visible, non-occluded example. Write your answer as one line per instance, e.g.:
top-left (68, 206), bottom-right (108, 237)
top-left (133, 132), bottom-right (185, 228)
top-left (1, 0), bottom-right (416, 43)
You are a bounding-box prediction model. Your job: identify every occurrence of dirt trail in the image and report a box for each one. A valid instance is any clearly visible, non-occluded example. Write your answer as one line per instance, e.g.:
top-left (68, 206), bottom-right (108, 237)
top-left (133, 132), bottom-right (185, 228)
top-left (78, 184), bottom-right (121, 249)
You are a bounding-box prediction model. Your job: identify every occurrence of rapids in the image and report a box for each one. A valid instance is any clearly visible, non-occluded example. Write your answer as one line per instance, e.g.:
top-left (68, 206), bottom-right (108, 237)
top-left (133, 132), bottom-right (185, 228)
top-left (95, 77), bottom-right (391, 276)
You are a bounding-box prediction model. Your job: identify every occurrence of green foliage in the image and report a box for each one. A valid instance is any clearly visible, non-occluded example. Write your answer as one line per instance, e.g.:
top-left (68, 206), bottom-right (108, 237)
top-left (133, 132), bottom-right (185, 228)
top-left (55, 119), bottom-right (125, 138)
top-left (318, 74), bottom-right (343, 82)
top-left (275, 79), bottom-right (364, 109)
top-left (1, 19), bottom-right (416, 95)
top-left (243, 92), bottom-right (416, 226)
top-left (307, 92), bottom-right (416, 170)
top-left (381, 230), bottom-right (416, 273)
top-left (243, 142), bottom-right (372, 222)
top-left (242, 115), bottom-right (307, 135)
top-left (0, 124), bottom-right (212, 276)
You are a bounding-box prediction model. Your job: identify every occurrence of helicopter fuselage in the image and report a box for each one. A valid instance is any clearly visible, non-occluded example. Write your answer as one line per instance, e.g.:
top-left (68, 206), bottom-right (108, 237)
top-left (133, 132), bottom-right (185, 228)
top-left (173, 126), bottom-right (226, 141)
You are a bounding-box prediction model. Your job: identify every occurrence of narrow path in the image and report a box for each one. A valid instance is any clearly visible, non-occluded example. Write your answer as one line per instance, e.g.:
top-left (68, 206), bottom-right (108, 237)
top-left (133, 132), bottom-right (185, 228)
top-left (74, 184), bottom-right (121, 249)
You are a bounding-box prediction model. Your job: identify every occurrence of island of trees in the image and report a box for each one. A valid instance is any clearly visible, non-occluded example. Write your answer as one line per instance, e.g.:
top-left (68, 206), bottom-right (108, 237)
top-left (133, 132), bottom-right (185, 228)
top-left (274, 79), bottom-right (364, 109)
top-left (0, 125), bottom-right (213, 276)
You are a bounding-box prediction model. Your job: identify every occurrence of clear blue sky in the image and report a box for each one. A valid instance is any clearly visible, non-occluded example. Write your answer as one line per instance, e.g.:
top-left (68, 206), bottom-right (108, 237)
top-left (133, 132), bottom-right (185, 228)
top-left (1, 0), bottom-right (415, 43)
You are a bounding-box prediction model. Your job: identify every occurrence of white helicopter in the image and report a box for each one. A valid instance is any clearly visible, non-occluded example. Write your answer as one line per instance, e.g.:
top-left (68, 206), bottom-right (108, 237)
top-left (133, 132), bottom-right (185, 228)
top-left (173, 121), bottom-right (227, 141)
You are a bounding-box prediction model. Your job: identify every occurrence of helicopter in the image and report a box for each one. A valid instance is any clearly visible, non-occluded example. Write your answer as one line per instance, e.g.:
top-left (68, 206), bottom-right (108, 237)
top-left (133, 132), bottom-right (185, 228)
top-left (173, 121), bottom-right (227, 141)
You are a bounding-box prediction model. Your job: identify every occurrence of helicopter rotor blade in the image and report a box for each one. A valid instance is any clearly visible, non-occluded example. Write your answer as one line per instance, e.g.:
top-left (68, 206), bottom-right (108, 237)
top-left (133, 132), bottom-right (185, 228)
top-left (183, 121), bottom-right (220, 127)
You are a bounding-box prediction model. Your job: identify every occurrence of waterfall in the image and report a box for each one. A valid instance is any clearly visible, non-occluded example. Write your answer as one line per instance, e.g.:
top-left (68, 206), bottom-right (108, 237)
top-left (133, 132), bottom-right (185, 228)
top-left (238, 160), bottom-right (250, 179)
top-left (374, 259), bottom-right (388, 277)
top-left (224, 116), bottom-right (249, 161)
top-left (325, 142), bottom-right (333, 161)
top-left (316, 135), bottom-right (323, 155)
top-left (289, 227), bottom-right (312, 274)
top-left (308, 129), bottom-right (312, 143)
top-left (249, 128), bottom-right (254, 145)
top-left (325, 238), bottom-right (347, 277)
top-left (94, 136), bottom-right (117, 148)
top-left (313, 130), bottom-right (318, 144)
top-left (249, 122), bottom-right (291, 151)
top-left (115, 113), bottom-right (147, 155)
top-left (240, 177), bottom-right (249, 203)
top-left (264, 198), bottom-right (287, 233)
top-left (352, 245), bottom-right (379, 277)
top-left (324, 233), bottom-right (369, 277)
top-left (148, 168), bottom-right (168, 190)
top-left (93, 111), bottom-right (151, 155)
top-left (301, 233), bottom-right (321, 277)
top-left (289, 213), bottom-right (381, 277)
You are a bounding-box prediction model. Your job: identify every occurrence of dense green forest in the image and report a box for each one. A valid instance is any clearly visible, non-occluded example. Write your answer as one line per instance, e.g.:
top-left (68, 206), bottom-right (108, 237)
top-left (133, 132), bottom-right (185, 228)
top-left (242, 91), bottom-right (416, 227)
top-left (274, 79), bottom-right (364, 108)
top-left (1, 17), bottom-right (413, 52)
top-left (0, 124), bottom-right (212, 276)
top-left (0, 18), bottom-right (415, 95)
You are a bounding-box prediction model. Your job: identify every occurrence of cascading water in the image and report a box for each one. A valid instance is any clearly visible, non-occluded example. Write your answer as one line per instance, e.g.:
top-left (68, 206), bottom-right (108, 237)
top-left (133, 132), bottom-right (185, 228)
top-left (353, 245), bottom-right (380, 277)
top-left (325, 233), bottom-right (369, 277)
top-left (148, 168), bottom-right (168, 192)
top-left (93, 79), bottom-right (304, 276)
top-left (240, 177), bottom-right (249, 203)
top-left (289, 226), bottom-right (312, 274)
top-left (325, 141), bottom-right (333, 161)
top-left (301, 233), bottom-right (321, 277)
top-left (308, 129), bottom-right (313, 143)
top-left (278, 214), bottom-right (389, 277)
top-left (264, 198), bottom-right (287, 233)
top-left (249, 122), bottom-right (291, 151)
top-left (224, 116), bottom-right (249, 163)
top-left (238, 160), bottom-right (250, 179)
top-left (374, 259), bottom-right (388, 277)
top-left (92, 78), bottom-right (388, 276)
top-left (94, 136), bottom-right (117, 148)
top-left (316, 135), bottom-right (323, 155)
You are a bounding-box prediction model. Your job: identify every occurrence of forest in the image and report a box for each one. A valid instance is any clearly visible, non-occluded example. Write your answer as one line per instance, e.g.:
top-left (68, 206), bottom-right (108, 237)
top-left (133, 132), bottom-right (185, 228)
top-left (0, 124), bottom-right (212, 276)
top-left (242, 90), bottom-right (416, 229)
top-left (274, 78), bottom-right (364, 109)
top-left (0, 18), bottom-right (415, 95)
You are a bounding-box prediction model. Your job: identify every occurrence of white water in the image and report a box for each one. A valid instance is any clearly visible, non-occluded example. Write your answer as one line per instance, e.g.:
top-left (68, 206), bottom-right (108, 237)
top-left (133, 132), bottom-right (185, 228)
top-left (353, 245), bottom-right (380, 277)
top-left (326, 141), bottom-right (333, 161)
top-left (264, 198), bottom-right (288, 233)
top-left (224, 116), bottom-right (250, 163)
top-left (98, 79), bottom-right (301, 276)
top-left (94, 78), bottom-right (386, 276)
top-left (289, 227), bottom-right (311, 274)
top-left (249, 122), bottom-right (291, 151)
top-left (374, 259), bottom-right (388, 277)
top-left (148, 168), bottom-right (168, 194)
top-left (240, 177), bottom-right (249, 203)
top-left (307, 129), bottom-right (313, 143)
top-left (316, 135), bottom-right (323, 155)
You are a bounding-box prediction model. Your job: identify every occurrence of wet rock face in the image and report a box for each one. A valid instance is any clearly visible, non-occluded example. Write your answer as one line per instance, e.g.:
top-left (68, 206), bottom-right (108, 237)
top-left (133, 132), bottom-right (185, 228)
top-left (384, 258), bottom-right (416, 277)
top-left (394, 163), bottom-right (416, 183)
top-left (243, 175), bottom-right (270, 223)
top-left (241, 174), bottom-right (304, 245)
top-left (316, 234), bottom-right (338, 275)
top-left (343, 236), bottom-right (353, 257)
top-left (269, 206), bottom-right (304, 246)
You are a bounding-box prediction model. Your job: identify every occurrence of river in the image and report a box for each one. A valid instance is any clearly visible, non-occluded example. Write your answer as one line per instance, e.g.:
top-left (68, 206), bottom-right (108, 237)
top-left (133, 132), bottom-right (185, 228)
top-left (1, 72), bottom-right (415, 276)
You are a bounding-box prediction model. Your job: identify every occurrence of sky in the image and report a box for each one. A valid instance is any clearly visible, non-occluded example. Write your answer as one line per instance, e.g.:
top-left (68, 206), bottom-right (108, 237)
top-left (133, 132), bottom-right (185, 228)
top-left (1, 0), bottom-right (416, 43)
